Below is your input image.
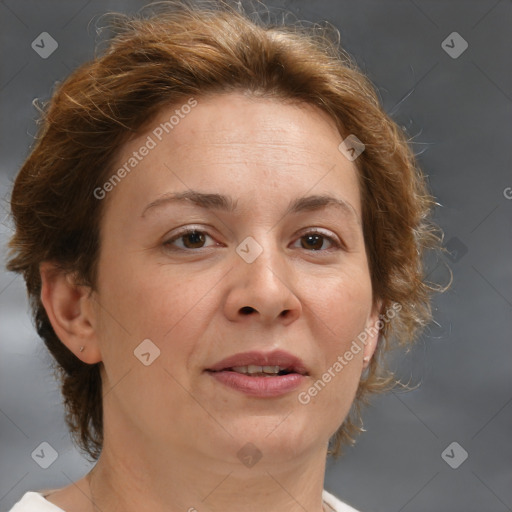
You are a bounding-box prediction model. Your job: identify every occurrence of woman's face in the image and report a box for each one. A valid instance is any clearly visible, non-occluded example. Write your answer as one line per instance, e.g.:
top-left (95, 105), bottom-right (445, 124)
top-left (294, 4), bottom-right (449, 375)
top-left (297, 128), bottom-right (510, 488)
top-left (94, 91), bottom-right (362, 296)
top-left (91, 91), bottom-right (381, 466)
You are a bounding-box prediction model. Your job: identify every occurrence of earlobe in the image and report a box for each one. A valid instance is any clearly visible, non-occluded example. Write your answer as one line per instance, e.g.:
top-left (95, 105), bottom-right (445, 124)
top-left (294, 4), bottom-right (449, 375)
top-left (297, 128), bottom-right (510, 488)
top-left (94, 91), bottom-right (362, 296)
top-left (39, 262), bottom-right (102, 364)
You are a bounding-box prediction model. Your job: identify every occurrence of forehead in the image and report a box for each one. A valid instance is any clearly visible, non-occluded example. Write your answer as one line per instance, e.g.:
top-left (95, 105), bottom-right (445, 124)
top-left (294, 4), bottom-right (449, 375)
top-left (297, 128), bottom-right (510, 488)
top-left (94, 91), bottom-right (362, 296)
top-left (165, 92), bottom-right (342, 158)
top-left (104, 92), bottom-right (362, 221)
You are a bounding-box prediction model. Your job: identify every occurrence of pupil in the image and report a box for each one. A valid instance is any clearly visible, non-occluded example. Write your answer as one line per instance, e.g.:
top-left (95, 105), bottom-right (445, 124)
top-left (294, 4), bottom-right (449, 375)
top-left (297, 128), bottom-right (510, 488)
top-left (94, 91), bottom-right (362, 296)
top-left (184, 231), bottom-right (205, 248)
top-left (303, 234), bottom-right (322, 250)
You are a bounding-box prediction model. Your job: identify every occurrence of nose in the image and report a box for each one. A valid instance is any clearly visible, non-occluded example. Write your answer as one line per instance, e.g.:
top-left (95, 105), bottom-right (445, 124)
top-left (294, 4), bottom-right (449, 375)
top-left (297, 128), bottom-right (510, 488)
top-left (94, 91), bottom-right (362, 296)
top-left (223, 237), bottom-right (302, 326)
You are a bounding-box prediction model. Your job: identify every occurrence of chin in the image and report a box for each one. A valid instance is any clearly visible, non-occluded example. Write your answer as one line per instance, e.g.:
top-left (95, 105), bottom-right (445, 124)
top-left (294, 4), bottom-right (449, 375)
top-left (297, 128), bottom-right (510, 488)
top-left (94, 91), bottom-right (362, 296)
top-left (214, 415), bottom-right (324, 461)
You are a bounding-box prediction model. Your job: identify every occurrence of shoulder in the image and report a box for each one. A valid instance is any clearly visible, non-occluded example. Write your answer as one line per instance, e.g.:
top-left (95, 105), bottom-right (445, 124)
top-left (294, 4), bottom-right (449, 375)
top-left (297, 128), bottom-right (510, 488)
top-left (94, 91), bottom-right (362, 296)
top-left (322, 489), bottom-right (362, 512)
top-left (5, 492), bottom-right (66, 512)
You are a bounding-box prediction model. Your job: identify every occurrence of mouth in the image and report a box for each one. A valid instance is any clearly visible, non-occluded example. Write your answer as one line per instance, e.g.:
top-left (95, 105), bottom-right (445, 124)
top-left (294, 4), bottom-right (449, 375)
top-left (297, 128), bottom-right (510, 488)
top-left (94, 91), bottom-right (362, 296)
top-left (204, 350), bottom-right (309, 397)
top-left (205, 350), bottom-right (309, 377)
top-left (215, 365), bottom-right (298, 377)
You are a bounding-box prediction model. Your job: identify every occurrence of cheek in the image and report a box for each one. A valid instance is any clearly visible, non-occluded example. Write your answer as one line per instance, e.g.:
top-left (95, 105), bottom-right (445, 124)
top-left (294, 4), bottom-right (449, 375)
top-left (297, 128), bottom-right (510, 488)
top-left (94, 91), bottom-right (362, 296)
top-left (101, 263), bottom-right (222, 374)
top-left (95, 262), bottom-right (215, 416)
top-left (300, 266), bottom-right (372, 413)
top-left (307, 265), bottom-right (373, 346)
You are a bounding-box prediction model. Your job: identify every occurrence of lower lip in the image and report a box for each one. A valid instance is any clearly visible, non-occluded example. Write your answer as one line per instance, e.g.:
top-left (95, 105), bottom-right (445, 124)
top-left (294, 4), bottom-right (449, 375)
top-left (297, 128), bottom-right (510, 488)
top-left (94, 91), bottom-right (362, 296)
top-left (206, 370), bottom-right (306, 397)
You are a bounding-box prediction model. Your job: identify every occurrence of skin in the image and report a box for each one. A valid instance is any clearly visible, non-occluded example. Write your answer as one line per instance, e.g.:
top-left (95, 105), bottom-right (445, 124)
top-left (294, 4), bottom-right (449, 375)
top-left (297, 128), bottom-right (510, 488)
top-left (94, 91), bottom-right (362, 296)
top-left (40, 91), bottom-right (382, 512)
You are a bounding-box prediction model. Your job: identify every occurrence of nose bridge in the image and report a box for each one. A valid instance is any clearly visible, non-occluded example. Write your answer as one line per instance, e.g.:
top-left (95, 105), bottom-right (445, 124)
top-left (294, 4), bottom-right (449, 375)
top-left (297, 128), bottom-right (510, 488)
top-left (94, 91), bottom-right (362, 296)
top-left (227, 232), bottom-right (300, 323)
top-left (237, 233), bottom-right (283, 288)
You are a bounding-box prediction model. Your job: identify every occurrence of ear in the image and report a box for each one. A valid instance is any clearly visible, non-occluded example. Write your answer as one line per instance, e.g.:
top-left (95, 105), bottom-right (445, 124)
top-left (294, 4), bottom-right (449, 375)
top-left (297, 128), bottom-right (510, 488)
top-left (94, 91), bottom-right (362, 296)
top-left (362, 298), bottom-right (383, 370)
top-left (39, 262), bottom-right (102, 364)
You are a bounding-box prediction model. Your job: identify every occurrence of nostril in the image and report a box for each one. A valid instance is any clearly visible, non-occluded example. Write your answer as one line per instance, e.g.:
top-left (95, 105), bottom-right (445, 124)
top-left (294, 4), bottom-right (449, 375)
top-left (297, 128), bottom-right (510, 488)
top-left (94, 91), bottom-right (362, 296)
top-left (240, 306), bottom-right (255, 315)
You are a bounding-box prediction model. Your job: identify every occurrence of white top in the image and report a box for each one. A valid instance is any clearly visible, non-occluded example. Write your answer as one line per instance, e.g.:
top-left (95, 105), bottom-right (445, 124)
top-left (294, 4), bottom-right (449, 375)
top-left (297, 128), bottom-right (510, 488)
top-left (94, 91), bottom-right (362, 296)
top-left (7, 489), bottom-right (361, 512)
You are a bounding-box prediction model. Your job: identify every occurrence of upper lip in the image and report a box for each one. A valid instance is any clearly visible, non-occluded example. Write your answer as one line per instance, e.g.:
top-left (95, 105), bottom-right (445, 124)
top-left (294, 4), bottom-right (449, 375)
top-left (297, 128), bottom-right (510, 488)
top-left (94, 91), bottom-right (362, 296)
top-left (206, 350), bottom-right (309, 375)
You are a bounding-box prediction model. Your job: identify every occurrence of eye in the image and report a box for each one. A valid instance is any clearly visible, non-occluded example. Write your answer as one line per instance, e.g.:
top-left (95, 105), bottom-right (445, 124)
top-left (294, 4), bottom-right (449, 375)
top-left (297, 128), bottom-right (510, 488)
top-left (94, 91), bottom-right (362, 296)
top-left (164, 228), bottom-right (217, 251)
top-left (164, 227), bottom-right (342, 252)
top-left (292, 230), bottom-right (342, 251)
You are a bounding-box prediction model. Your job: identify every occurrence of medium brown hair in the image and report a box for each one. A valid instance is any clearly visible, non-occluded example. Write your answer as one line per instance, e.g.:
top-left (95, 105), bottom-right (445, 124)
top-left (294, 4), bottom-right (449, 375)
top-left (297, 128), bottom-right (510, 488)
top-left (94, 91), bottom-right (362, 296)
top-left (6, 0), bottom-right (449, 461)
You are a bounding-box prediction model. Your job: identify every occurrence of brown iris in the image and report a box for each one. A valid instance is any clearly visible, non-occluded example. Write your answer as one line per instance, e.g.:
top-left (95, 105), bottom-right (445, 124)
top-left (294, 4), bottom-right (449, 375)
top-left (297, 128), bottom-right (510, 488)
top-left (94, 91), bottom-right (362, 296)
top-left (181, 230), bottom-right (206, 249)
top-left (301, 234), bottom-right (324, 251)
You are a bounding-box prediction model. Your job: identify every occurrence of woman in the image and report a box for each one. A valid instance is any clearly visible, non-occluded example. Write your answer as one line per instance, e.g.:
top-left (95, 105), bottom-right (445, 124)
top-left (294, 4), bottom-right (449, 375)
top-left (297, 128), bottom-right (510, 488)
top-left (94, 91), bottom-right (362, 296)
top-left (5, 1), bottom-right (447, 511)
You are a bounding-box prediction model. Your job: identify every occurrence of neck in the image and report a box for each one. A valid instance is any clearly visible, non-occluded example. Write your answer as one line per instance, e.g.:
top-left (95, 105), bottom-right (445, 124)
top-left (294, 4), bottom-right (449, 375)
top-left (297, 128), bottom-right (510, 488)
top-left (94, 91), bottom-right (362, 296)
top-left (86, 433), bottom-right (329, 512)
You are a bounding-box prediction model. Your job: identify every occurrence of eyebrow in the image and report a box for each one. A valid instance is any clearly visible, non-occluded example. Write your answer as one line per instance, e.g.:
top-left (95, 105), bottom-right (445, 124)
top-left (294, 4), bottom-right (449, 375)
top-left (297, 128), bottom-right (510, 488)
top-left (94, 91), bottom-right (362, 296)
top-left (141, 190), bottom-right (360, 226)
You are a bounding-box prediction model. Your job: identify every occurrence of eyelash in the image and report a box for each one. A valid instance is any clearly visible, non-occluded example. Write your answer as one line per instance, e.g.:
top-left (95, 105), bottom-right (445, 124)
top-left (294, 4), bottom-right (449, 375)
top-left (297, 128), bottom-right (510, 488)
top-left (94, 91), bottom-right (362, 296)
top-left (163, 227), bottom-right (343, 253)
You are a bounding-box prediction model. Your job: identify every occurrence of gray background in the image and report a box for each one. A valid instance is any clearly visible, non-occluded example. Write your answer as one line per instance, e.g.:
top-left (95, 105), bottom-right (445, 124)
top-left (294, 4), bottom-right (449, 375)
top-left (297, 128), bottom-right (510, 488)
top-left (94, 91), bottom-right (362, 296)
top-left (1, 1), bottom-right (511, 511)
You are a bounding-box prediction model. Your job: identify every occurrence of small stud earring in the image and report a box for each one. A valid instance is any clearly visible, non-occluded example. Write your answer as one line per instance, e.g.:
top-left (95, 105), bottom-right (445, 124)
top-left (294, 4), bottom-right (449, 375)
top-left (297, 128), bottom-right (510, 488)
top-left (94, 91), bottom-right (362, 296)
top-left (363, 356), bottom-right (370, 363)
top-left (79, 346), bottom-right (85, 352)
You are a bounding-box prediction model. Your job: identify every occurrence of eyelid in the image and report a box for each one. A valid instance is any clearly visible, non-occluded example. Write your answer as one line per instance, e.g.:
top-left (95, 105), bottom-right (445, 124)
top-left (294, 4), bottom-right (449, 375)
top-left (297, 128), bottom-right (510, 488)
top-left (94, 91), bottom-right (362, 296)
top-left (293, 227), bottom-right (344, 250)
top-left (164, 225), bottom-right (219, 249)
top-left (163, 225), bottom-right (344, 252)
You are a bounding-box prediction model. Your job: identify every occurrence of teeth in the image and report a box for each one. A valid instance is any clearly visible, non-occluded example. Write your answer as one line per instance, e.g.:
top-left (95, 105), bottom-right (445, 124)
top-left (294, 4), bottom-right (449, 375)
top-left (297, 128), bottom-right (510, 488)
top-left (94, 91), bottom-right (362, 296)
top-left (231, 365), bottom-right (283, 375)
